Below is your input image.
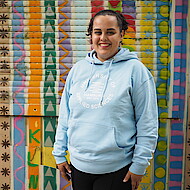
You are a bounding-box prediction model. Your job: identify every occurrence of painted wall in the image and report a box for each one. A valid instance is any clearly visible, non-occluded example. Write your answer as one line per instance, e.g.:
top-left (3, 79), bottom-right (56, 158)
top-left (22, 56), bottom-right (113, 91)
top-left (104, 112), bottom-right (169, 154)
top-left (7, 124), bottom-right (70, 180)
top-left (0, 0), bottom-right (189, 189)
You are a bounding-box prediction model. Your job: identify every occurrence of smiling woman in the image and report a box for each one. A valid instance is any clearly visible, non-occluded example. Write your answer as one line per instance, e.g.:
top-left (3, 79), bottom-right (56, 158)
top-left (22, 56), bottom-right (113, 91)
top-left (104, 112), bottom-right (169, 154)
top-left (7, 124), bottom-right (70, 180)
top-left (91, 15), bottom-right (123, 62)
top-left (53, 9), bottom-right (158, 190)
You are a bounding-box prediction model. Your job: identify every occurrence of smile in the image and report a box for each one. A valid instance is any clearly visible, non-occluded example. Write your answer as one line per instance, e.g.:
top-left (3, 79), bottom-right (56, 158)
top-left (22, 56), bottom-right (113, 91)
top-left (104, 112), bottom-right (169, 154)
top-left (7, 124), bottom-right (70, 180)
top-left (99, 43), bottom-right (110, 47)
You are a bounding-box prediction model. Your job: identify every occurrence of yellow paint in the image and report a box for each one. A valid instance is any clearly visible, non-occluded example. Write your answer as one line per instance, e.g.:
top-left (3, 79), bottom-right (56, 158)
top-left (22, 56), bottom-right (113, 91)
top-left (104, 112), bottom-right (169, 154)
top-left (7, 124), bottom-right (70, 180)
top-left (140, 45), bottom-right (154, 51)
top-left (159, 21), bottom-right (169, 34)
top-left (141, 165), bottom-right (151, 183)
top-left (156, 154), bottom-right (167, 165)
top-left (42, 147), bottom-right (56, 168)
top-left (158, 98), bottom-right (167, 109)
top-left (159, 51), bottom-right (170, 65)
top-left (155, 167), bottom-right (166, 178)
top-left (160, 68), bottom-right (170, 80)
top-left (157, 141), bottom-right (167, 151)
top-left (140, 26), bottom-right (154, 32)
top-left (29, 146), bottom-right (41, 165)
top-left (141, 59), bottom-right (154, 68)
top-left (141, 52), bottom-right (154, 58)
top-left (159, 112), bottom-right (168, 123)
top-left (122, 38), bottom-right (136, 45)
top-left (157, 83), bottom-right (167, 95)
top-left (141, 1), bottom-right (155, 7)
top-left (159, 5), bottom-right (169, 17)
top-left (158, 127), bottom-right (167, 137)
top-left (154, 181), bottom-right (165, 190)
top-left (142, 7), bottom-right (154, 13)
top-left (140, 20), bottom-right (153, 26)
top-left (159, 37), bottom-right (171, 49)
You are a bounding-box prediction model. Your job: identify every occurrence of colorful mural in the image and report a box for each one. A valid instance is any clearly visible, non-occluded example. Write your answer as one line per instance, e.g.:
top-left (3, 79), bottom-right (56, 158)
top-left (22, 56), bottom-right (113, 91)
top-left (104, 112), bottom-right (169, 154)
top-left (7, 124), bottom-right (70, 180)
top-left (0, 0), bottom-right (189, 189)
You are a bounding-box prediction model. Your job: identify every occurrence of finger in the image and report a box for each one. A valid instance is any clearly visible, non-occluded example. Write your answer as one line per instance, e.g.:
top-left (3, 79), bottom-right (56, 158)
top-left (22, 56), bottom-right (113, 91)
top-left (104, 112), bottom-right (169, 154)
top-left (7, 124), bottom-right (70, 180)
top-left (65, 163), bottom-right (71, 173)
top-left (135, 183), bottom-right (140, 189)
top-left (61, 167), bottom-right (71, 181)
top-left (123, 172), bottom-right (130, 182)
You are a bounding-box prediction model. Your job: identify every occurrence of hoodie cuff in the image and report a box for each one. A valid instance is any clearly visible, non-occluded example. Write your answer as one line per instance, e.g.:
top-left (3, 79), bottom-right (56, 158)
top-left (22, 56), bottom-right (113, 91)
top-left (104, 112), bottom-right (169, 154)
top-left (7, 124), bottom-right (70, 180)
top-left (129, 163), bottom-right (147, 175)
top-left (54, 156), bottom-right (67, 165)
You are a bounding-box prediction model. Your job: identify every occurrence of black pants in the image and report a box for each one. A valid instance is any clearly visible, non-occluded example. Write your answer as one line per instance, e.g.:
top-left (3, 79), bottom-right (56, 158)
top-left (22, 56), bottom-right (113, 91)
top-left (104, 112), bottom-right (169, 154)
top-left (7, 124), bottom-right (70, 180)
top-left (70, 164), bottom-right (132, 190)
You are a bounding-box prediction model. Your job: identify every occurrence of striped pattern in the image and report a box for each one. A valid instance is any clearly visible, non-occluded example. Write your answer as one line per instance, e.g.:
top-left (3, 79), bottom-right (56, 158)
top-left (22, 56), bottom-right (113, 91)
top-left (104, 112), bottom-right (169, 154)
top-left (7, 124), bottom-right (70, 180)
top-left (169, 0), bottom-right (188, 189)
top-left (0, 0), bottom-right (189, 190)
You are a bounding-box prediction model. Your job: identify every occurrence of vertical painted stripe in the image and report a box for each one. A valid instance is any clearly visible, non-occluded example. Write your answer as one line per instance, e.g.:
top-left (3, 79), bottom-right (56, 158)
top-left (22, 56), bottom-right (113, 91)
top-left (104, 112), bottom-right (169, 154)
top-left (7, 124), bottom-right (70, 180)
top-left (12, 1), bottom-right (26, 190)
top-left (28, 0), bottom-right (42, 116)
top-left (58, 1), bottom-right (72, 189)
top-left (0, 0), bottom-right (11, 189)
top-left (169, 0), bottom-right (188, 189)
top-left (154, 0), bottom-right (170, 189)
top-left (58, 0), bottom-right (72, 98)
top-left (43, 1), bottom-right (57, 190)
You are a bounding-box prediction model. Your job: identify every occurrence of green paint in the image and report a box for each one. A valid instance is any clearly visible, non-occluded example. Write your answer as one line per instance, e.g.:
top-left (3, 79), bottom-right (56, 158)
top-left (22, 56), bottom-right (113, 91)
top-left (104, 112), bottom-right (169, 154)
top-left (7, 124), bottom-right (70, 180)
top-left (29, 129), bottom-right (40, 144)
top-left (28, 152), bottom-right (38, 167)
top-left (29, 175), bottom-right (39, 189)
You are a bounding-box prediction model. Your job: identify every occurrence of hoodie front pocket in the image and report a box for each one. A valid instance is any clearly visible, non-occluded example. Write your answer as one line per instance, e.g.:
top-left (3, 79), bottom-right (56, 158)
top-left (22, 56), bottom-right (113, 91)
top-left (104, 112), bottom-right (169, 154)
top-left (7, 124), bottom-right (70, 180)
top-left (67, 122), bottom-right (124, 158)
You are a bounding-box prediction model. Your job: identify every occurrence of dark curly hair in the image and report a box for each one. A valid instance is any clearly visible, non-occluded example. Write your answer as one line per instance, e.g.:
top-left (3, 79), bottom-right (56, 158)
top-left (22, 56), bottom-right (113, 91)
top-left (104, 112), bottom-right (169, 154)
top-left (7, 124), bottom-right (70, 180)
top-left (86, 10), bottom-right (128, 36)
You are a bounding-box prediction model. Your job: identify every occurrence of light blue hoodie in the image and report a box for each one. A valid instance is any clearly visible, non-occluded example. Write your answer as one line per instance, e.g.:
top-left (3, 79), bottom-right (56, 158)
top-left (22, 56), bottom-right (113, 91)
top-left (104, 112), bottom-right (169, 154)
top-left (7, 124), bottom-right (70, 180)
top-left (53, 48), bottom-right (158, 175)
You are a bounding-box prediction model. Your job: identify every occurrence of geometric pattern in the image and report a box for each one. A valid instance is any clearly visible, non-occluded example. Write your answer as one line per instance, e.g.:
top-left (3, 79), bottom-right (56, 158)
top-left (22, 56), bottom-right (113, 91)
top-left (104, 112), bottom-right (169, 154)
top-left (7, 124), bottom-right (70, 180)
top-left (0, 0), bottom-right (189, 189)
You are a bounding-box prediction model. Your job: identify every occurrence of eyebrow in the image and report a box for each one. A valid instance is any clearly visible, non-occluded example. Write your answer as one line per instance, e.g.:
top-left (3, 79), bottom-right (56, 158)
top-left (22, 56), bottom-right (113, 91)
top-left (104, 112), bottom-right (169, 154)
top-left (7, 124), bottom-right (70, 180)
top-left (93, 28), bottom-right (116, 31)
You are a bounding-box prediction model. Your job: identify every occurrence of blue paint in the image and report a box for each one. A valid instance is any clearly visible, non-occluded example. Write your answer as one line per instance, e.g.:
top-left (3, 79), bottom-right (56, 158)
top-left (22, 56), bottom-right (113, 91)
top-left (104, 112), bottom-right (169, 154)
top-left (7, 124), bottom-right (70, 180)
top-left (170, 149), bottom-right (183, 157)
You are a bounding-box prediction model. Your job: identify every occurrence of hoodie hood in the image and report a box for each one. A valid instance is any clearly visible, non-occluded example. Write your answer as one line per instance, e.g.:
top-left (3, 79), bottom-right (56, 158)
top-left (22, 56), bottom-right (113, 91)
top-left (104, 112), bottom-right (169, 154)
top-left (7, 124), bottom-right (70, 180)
top-left (84, 48), bottom-right (138, 105)
top-left (85, 47), bottom-right (138, 64)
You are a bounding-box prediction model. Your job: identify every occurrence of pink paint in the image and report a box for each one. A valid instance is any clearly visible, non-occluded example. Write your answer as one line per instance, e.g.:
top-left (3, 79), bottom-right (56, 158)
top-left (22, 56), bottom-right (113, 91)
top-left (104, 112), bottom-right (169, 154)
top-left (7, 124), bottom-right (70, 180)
top-left (169, 156), bottom-right (183, 162)
top-left (184, 0), bottom-right (188, 5)
top-left (173, 92), bottom-right (180, 98)
top-left (181, 53), bottom-right (187, 59)
top-left (171, 130), bottom-right (184, 136)
top-left (180, 81), bottom-right (186, 87)
top-left (182, 13), bottom-right (188, 19)
top-left (175, 12), bottom-right (182, 19)
top-left (172, 105), bottom-right (179, 111)
top-left (169, 181), bottom-right (182, 187)
top-left (175, 0), bottom-right (182, 6)
top-left (174, 66), bottom-right (180, 72)
top-left (175, 26), bottom-right (182, 33)
top-left (172, 119), bottom-right (181, 124)
top-left (169, 168), bottom-right (182, 174)
top-left (174, 53), bottom-right (181, 59)
top-left (174, 40), bottom-right (181, 46)
top-left (173, 79), bottom-right (180, 85)
top-left (179, 94), bottom-right (185, 100)
top-left (170, 143), bottom-right (183, 149)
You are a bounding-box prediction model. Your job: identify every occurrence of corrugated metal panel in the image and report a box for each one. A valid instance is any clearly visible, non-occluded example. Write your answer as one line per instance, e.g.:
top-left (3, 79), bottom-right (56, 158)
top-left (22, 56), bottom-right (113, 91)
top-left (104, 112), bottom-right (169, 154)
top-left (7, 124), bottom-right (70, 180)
top-left (0, 0), bottom-right (189, 189)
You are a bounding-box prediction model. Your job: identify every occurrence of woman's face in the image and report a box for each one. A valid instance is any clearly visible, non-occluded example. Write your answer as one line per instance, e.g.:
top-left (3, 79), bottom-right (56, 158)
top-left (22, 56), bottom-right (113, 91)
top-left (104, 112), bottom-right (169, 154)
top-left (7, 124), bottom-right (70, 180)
top-left (91, 15), bottom-right (123, 62)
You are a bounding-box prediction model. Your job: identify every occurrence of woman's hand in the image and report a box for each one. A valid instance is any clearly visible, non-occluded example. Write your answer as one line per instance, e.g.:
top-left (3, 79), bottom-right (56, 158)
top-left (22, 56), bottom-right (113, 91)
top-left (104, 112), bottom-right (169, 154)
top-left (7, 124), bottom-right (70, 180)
top-left (123, 171), bottom-right (143, 190)
top-left (56, 161), bottom-right (71, 181)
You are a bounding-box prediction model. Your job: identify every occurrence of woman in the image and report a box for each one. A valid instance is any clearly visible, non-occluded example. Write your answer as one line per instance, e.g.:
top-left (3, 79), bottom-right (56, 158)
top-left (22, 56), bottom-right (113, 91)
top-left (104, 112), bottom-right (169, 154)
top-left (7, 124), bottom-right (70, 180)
top-left (53, 10), bottom-right (158, 190)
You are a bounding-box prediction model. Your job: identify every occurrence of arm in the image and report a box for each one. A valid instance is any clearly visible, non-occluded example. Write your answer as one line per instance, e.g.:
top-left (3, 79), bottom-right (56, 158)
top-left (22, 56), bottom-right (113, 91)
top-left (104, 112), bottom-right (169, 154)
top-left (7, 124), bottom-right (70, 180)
top-left (124, 76), bottom-right (158, 189)
top-left (130, 77), bottom-right (158, 175)
top-left (52, 67), bottom-right (75, 179)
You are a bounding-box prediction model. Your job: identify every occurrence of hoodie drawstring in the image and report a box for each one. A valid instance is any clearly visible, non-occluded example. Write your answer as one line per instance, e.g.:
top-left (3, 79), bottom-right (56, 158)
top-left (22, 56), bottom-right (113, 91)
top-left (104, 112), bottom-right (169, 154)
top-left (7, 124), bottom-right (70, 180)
top-left (100, 58), bottom-right (114, 106)
top-left (85, 61), bottom-right (94, 91)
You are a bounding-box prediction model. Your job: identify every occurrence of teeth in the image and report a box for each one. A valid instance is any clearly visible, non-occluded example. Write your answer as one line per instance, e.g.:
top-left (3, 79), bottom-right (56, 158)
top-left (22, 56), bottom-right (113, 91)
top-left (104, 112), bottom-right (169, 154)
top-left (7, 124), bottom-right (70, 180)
top-left (100, 44), bottom-right (109, 47)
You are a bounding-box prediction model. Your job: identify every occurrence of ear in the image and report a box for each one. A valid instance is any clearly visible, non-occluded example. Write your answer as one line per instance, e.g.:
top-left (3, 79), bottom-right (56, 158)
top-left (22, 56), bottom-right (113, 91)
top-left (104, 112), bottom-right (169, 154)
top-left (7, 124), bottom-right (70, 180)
top-left (121, 30), bottom-right (125, 38)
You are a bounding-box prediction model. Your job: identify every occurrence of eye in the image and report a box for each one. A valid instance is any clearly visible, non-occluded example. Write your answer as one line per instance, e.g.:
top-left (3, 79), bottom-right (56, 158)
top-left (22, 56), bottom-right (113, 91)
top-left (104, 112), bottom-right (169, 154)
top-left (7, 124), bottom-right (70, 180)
top-left (107, 31), bottom-right (115, 35)
top-left (94, 31), bottom-right (102, 35)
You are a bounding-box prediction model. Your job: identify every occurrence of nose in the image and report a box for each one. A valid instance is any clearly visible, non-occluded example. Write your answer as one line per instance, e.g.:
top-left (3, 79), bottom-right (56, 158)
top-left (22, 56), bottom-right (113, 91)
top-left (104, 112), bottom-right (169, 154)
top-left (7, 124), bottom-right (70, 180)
top-left (100, 33), bottom-right (107, 41)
